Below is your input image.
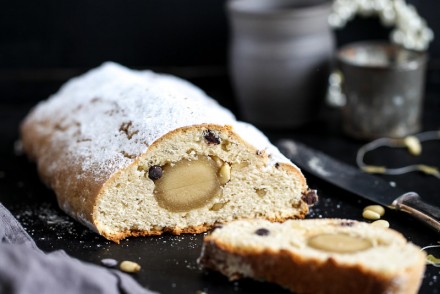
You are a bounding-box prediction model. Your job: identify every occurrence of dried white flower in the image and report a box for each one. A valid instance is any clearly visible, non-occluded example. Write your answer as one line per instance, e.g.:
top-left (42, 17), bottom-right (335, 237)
top-left (329, 0), bottom-right (433, 51)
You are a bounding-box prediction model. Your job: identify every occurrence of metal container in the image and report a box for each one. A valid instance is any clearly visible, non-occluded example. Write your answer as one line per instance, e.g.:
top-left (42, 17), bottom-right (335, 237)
top-left (227, 0), bottom-right (334, 128)
top-left (337, 41), bottom-right (428, 139)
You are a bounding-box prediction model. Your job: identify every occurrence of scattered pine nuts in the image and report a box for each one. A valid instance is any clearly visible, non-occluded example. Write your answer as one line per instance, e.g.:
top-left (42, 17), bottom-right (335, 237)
top-left (363, 205), bottom-right (385, 217)
top-left (403, 136), bottom-right (422, 156)
top-left (371, 220), bottom-right (390, 228)
top-left (120, 260), bottom-right (141, 273)
top-left (362, 209), bottom-right (381, 220)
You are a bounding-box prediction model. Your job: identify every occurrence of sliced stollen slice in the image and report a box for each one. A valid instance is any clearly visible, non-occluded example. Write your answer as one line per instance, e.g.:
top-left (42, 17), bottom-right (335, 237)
top-left (198, 219), bottom-right (426, 294)
top-left (20, 62), bottom-right (314, 243)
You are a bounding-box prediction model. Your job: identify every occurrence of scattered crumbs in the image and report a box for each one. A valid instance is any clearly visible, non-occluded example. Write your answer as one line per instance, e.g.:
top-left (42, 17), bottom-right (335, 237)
top-left (307, 197), bottom-right (345, 219)
top-left (186, 261), bottom-right (199, 271)
top-left (101, 258), bottom-right (118, 267)
top-left (428, 274), bottom-right (439, 287)
top-left (12, 202), bottom-right (93, 242)
top-left (389, 181), bottom-right (396, 187)
top-left (20, 204), bottom-right (70, 227)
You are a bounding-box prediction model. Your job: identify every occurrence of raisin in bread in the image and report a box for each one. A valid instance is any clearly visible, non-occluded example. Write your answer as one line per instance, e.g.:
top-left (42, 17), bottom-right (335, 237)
top-left (20, 62), bottom-right (313, 243)
top-left (198, 219), bottom-right (426, 294)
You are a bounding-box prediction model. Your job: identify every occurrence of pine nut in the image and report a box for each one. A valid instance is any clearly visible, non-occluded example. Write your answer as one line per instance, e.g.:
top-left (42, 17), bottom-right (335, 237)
top-left (211, 156), bottom-right (224, 167)
top-left (371, 220), bottom-right (390, 228)
top-left (403, 136), bottom-right (422, 156)
top-left (362, 209), bottom-right (381, 220)
top-left (120, 260), bottom-right (141, 273)
top-left (218, 162), bottom-right (231, 185)
top-left (363, 205), bottom-right (385, 217)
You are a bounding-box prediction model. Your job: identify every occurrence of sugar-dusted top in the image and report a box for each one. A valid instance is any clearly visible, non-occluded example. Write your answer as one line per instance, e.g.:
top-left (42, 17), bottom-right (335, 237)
top-left (25, 62), bottom-right (294, 183)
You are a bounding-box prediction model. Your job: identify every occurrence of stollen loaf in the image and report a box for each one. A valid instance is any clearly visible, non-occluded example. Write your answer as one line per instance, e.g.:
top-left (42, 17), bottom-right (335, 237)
top-left (20, 62), bottom-right (314, 243)
top-left (198, 219), bottom-right (426, 294)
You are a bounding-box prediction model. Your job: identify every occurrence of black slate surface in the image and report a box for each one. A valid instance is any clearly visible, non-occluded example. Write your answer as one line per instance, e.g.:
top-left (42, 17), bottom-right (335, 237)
top-left (0, 73), bottom-right (439, 293)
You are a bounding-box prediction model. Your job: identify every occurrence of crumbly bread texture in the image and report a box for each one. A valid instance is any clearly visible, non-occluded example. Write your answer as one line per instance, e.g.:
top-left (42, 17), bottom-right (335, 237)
top-left (198, 219), bottom-right (426, 294)
top-left (20, 62), bottom-right (311, 243)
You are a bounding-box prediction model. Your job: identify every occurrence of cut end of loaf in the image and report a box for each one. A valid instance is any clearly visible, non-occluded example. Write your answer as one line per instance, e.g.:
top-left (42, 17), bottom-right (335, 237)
top-left (198, 219), bottom-right (426, 294)
top-left (93, 124), bottom-right (309, 242)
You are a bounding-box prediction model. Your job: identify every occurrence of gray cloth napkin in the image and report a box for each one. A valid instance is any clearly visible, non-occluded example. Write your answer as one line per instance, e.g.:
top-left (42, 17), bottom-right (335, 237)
top-left (0, 203), bottom-right (157, 294)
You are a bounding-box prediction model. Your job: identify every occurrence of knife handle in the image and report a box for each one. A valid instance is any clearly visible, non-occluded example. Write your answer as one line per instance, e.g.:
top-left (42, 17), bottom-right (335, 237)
top-left (392, 192), bottom-right (440, 232)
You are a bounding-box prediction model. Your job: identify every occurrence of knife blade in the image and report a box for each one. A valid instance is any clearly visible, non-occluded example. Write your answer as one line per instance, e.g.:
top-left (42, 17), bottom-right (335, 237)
top-left (278, 139), bottom-right (440, 232)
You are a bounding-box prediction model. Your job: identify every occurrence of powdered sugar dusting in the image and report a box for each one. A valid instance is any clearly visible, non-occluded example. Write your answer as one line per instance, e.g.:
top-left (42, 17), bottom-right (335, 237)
top-left (25, 62), bottom-right (297, 184)
top-left (233, 122), bottom-right (293, 167)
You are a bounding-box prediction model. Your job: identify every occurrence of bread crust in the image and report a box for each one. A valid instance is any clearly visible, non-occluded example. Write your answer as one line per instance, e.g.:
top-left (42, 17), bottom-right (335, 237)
top-left (201, 241), bottom-right (425, 294)
top-left (21, 117), bottom-right (102, 230)
top-left (198, 219), bottom-right (426, 294)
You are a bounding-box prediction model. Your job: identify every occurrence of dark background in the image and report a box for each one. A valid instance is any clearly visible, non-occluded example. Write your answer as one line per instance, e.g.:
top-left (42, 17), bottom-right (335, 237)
top-left (1, 0), bottom-right (440, 104)
top-left (1, 0), bottom-right (439, 68)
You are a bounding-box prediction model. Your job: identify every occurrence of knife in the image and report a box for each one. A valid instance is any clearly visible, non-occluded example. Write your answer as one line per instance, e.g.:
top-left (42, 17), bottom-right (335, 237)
top-left (277, 139), bottom-right (440, 232)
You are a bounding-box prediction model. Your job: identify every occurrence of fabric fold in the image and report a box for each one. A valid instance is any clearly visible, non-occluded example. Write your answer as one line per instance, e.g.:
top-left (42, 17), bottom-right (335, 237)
top-left (0, 203), bottom-right (156, 294)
